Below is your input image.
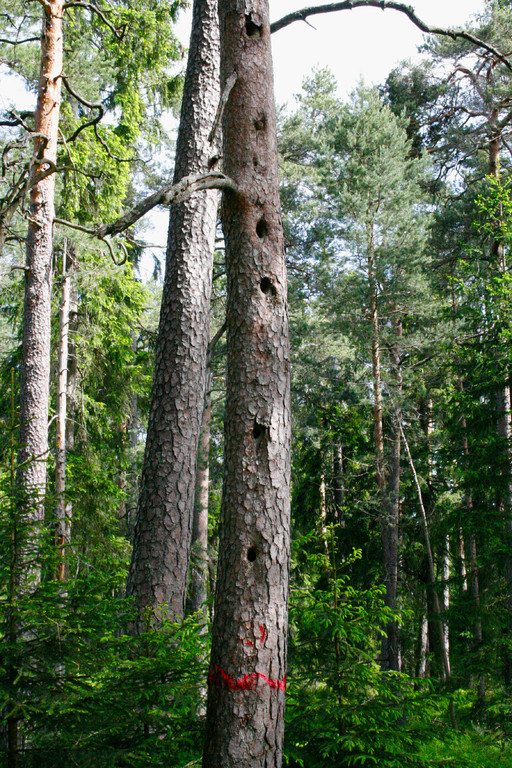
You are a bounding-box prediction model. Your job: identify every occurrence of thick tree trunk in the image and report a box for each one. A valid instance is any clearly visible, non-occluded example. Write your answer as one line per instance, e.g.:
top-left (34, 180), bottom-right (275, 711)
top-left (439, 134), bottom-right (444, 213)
top-left (55, 241), bottom-right (71, 581)
top-left (17, 0), bottom-right (63, 556)
top-left (203, 0), bottom-right (291, 763)
top-left (126, 0), bottom-right (220, 626)
top-left (189, 372), bottom-right (212, 618)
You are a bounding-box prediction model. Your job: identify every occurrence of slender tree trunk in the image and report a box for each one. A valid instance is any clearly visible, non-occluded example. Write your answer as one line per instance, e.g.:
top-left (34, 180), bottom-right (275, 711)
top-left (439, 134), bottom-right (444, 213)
top-left (333, 441), bottom-right (344, 527)
top-left (401, 424), bottom-right (451, 681)
top-left (319, 472), bottom-right (331, 565)
top-left (469, 532), bottom-right (485, 702)
top-left (460, 402), bottom-right (485, 701)
top-left (203, 0), bottom-right (291, 761)
top-left (189, 371), bottom-right (212, 618)
top-left (368, 235), bottom-right (400, 673)
top-left (126, 0), bottom-right (220, 626)
top-left (442, 535), bottom-right (450, 660)
top-left (125, 388), bottom-right (139, 542)
top-left (417, 602), bottom-right (429, 680)
top-left (55, 241), bottom-right (71, 581)
top-left (17, 0), bottom-right (63, 563)
top-left (459, 529), bottom-right (468, 593)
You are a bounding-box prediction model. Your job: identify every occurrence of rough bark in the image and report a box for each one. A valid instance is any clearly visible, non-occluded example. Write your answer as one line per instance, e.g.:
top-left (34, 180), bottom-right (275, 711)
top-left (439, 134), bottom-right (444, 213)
top-left (17, 0), bottom-right (63, 545)
top-left (126, 0), bottom-right (220, 626)
top-left (203, 0), bottom-right (291, 762)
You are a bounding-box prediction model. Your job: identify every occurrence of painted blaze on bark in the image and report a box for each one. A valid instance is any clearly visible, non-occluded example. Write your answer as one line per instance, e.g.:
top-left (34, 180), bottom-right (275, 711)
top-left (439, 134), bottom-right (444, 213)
top-left (203, 0), bottom-right (291, 765)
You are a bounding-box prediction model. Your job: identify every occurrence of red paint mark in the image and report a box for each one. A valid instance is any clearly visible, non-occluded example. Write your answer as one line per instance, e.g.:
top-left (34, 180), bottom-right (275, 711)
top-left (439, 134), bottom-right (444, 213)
top-left (259, 624), bottom-right (266, 643)
top-left (208, 665), bottom-right (286, 691)
top-left (246, 639), bottom-right (254, 647)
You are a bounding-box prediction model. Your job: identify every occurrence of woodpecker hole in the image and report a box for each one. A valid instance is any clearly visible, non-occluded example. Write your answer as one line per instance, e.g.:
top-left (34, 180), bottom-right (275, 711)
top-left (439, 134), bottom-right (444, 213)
top-left (256, 218), bottom-right (268, 239)
top-left (254, 114), bottom-right (267, 131)
top-left (253, 156), bottom-right (258, 168)
top-left (208, 155), bottom-right (220, 169)
top-left (245, 15), bottom-right (263, 37)
top-left (247, 546), bottom-right (257, 562)
top-left (260, 277), bottom-right (276, 296)
top-left (252, 421), bottom-right (267, 440)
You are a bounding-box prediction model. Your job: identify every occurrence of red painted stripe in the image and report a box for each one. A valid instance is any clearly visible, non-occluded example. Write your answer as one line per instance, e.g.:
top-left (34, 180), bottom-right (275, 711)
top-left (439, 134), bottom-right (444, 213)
top-left (208, 665), bottom-right (286, 691)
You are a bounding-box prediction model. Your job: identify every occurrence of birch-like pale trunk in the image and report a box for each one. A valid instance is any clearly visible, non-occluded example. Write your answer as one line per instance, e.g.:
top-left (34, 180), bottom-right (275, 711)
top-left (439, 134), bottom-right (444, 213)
top-left (189, 371), bottom-right (212, 619)
top-left (203, 0), bottom-right (291, 761)
top-left (400, 424), bottom-right (451, 681)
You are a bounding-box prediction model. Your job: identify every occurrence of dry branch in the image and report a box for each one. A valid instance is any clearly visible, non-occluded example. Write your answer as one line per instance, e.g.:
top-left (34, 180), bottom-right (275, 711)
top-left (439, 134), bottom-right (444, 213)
top-left (55, 171), bottom-right (237, 247)
top-left (270, 1), bottom-right (512, 72)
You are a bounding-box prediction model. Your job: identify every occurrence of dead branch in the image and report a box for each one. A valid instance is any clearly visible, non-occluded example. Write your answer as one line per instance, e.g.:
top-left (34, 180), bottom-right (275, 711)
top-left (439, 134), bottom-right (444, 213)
top-left (95, 171), bottom-right (237, 238)
top-left (270, 1), bottom-right (512, 73)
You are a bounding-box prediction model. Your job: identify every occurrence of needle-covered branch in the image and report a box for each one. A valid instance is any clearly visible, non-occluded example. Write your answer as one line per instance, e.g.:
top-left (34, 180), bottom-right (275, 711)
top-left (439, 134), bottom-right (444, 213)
top-left (270, 0), bottom-right (512, 72)
top-left (63, 1), bottom-right (126, 40)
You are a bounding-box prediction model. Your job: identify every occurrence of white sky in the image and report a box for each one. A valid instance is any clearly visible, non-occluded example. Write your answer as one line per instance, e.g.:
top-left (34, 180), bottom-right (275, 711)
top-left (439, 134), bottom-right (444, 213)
top-left (269, 0), bottom-right (486, 104)
top-left (173, 0), bottom-right (486, 106)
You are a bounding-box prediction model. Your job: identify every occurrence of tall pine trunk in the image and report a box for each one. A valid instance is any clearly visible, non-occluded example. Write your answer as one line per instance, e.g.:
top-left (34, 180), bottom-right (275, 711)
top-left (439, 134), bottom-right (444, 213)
top-left (203, 0), bottom-right (291, 762)
top-left (126, 0), bottom-right (220, 625)
top-left (17, 0), bottom-right (63, 557)
top-left (368, 230), bottom-right (400, 673)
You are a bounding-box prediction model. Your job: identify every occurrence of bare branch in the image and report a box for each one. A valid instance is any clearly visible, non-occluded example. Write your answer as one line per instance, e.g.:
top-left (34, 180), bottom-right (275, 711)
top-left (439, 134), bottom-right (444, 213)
top-left (270, 1), bottom-right (512, 72)
top-left (96, 171), bottom-right (238, 238)
top-left (60, 76), bottom-right (105, 142)
top-left (54, 172), bottom-right (237, 262)
top-left (0, 36), bottom-right (40, 45)
top-left (207, 321), bottom-right (227, 364)
top-left (208, 73), bottom-right (237, 144)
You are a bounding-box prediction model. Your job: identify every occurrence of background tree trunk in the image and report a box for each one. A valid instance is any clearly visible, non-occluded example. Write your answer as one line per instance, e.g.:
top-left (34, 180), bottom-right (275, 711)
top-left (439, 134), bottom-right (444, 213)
top-left (203, 0), bottom-right (291, 762)
top-left (55, 241), bottom-right (71, 581)
top-left (126, 0), bottom-right (220, 626)
top-left (188, 371), bottom-right (212, 618)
